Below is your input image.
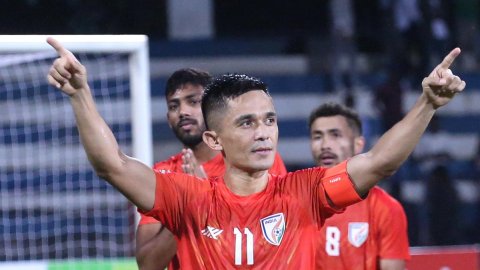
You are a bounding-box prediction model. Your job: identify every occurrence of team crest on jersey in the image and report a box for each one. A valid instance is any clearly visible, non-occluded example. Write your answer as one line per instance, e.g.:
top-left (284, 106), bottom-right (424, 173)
top-left (348, 222), bottom-right (369, 247)
top-left (260, 213), bottom-right (285, 246)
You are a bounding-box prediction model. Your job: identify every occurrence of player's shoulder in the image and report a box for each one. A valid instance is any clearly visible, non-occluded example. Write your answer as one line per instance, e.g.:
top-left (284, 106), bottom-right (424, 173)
top-left (276, 167), bottom-right (317, 181)
top-left (153, 168), bottom-right (215, 192)
top-left (369, 186), bottom-right (405, 211)
top-left (290, 166), bottom-right (326, 175)
top-left (152, 152), bottom-right (183, 170)
top-left (204, 153), bottom-right (223, 165)
top-left (273, 167), bottom-right (326, 187)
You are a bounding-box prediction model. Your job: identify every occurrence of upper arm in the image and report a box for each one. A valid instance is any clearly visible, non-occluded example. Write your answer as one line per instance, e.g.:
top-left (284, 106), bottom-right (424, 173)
top-left (103, 153), bottom-right (156, 211)
top-left (288, 164), bottom-right (362, 224)
top-left (321, 161), bottom-right (363, 209)
top-left (136, 222), bottom-right (164, 252)
top-left (346, 153), bottom-right (386, 195)
top-left (136, 223), bottom-right (177, 270)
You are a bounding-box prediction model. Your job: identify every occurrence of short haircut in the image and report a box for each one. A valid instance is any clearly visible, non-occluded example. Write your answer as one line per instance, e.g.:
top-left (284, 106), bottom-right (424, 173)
top-left (201, 73), bottom-right (269, 130)
top-left (165, 68), bottom-right (212, 98)
top-left (308, 102), bottom-right (362, 135)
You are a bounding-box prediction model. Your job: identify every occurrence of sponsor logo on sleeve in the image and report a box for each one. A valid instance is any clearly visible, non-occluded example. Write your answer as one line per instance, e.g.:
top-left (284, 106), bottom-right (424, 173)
top-left (328, 176), bottom-right (342, 184)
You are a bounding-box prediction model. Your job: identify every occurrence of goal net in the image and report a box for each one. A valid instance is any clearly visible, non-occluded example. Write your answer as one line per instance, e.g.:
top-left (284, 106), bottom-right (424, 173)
top-left (0, 35), bottom-right (152, 261)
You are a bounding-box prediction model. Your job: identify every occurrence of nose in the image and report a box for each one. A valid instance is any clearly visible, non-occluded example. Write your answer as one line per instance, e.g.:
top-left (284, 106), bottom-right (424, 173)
top-left (254, 122), bottom-right (272, 141)
top-left (320, 136), bottom-right (332, 150)
top-left (178, 102), bottom-right (192, 117)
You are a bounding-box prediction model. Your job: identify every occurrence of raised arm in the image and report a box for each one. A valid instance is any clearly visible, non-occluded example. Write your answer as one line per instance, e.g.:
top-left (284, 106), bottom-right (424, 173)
top-left (347, 48), bottom-right (466, 195)
top-left (46, 37), bottom-right (155, 211)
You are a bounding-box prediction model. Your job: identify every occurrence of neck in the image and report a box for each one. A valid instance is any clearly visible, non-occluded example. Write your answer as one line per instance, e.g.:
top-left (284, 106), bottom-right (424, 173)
top-left (224, 165), bottom-right (269, 196)
top-left (189, 142), bottom-right (219, 163)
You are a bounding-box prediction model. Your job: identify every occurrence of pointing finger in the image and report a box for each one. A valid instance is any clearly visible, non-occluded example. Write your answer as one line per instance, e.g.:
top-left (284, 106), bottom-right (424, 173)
top-left (438, 48), bottom-right (461, 70)
top-left (46, 37), bottom-right (71, 57)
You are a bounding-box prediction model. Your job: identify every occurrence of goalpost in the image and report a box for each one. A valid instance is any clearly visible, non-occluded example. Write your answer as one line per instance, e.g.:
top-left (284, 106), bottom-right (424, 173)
top-left (0, 35), bottom-right (152, 261)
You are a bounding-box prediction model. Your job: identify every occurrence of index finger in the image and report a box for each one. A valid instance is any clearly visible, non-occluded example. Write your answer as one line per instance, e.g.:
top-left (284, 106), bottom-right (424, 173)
top-left (438, 47), bottom-right (461, 69)
top-left (46, 37), bottom-right (70, 57)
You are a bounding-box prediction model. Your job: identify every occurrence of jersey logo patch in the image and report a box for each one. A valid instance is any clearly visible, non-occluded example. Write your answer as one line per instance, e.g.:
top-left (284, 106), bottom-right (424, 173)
top-left (201, 226), bottom-right (223, 240)
top-left (260, 213), bottom-right (285, 246)
top-left (348, 222), bottom-right (369, 247)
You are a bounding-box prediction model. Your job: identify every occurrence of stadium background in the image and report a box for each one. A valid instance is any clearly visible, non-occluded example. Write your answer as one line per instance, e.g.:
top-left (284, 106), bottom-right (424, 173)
top-left (0, 0), bottom-right (479, 269)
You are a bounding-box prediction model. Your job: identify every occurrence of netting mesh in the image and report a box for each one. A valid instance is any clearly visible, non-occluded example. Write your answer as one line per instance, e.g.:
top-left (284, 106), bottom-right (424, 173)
top-left (0, 51), bottom-right (137, 260)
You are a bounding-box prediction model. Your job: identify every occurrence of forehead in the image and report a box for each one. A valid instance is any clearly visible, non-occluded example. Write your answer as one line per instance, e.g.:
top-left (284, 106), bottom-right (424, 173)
top-left (311, 115), bottom-right (351, 132)
top-left (226, 90), bottom-right (274, 114)
top-left (167, 83), bottom-right (204, 100)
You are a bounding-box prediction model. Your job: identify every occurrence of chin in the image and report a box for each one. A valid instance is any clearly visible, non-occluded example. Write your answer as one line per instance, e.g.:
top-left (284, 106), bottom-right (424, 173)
top-left (254, 160), bottom-right (274, 171)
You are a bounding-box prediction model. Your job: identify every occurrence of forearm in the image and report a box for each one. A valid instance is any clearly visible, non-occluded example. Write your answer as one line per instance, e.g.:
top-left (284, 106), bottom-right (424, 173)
top-left (349, 94), bottom-right (435, 193)
top-left (370, 94), bottom-right (434, 174)
top-left (47, 37), bottom-right (156, 211)
top-left (69, 87), bottom-right (125, 177)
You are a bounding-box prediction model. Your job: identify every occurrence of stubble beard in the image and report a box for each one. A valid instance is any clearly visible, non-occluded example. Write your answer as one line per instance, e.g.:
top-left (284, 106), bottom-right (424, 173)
top-left (173, 126), bottom-right (205, 149)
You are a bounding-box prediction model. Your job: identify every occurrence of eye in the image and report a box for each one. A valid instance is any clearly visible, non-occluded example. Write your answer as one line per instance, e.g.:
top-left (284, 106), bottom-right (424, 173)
top-left (332, 132), bottom-right (341, 138)
top-left (311, 134), bottom-right (322, 140)
top-left (265, 117), bottom-right (276, 125)
top-left (189, 98), bottom-right (201, 105)
top-left (240, 120), bottom-right (253, 128)
top-left (168, 104), bottom-right (178, 111)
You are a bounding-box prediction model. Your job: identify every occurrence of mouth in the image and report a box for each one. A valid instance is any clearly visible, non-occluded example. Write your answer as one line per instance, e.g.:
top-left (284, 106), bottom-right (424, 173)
top-left (319, 153), bottom-right (337, 166)
top-left (252, 147), bottom-right (273, 155)
top-left (177, 119), bottom-right (197, 130)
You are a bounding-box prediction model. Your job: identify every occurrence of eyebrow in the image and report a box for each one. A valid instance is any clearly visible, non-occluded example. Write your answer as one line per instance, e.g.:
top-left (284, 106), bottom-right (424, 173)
top-left (266, 111), bottom-right (277, 118)
top-left (312, 128), bottom-right (341, 134)
top-left (168, 93), bottom-right (201, 102)
top-left (234, 111), bottom-right (277, 124)
top-left (234, 114), bottom-right (254, 125)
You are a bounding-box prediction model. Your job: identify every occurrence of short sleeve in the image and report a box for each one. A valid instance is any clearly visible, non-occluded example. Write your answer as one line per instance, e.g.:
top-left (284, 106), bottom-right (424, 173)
top-left (137, 211), bottom-right (160, 226)
top-left (375, 190), bottom-right (411, 260)
top-left (139, 170), bottom-right (210, 234)
top-left (321, 160), bottom-right (362, 208)
top-left (283, 162), bottom-right (361, 227)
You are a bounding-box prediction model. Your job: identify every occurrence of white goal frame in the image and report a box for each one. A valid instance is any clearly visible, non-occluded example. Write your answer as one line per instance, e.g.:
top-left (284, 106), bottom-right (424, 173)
top-left (0, 34), bottom-right (153, 167)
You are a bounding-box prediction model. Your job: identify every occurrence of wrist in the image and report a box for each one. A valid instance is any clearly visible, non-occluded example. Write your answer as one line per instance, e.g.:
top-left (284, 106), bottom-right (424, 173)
top-left (419, 92), bottom-right (438, 111)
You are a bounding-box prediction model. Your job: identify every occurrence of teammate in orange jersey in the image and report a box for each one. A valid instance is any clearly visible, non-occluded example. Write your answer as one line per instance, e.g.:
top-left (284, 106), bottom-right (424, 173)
top-left (309, 103), bottom-right (410, 270)
top-left (135, 68), bottom-right (286, 270)
top-left (46, 35), bottom-right (465, 269)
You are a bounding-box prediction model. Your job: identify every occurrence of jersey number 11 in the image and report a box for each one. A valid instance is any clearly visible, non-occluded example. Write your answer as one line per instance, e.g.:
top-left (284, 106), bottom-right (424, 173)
top-left (234, 227), bottom-right (254, 265)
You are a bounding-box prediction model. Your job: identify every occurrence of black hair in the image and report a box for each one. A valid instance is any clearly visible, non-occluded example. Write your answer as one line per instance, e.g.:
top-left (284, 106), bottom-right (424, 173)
top-left (165, 68), bottom-right (212, 98)
top-left (201, 73), bottom-right (269, 130)
top-left (308, 102), bottom-right (362, 135)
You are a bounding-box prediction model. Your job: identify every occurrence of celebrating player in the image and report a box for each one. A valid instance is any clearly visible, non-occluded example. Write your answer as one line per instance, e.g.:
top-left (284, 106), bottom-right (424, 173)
top-left (309, 103), bottom-right (410, 270)
top-left (46, 36), bottom-right (465, 268)
top-left (135, 68), bottom-right (286, 270)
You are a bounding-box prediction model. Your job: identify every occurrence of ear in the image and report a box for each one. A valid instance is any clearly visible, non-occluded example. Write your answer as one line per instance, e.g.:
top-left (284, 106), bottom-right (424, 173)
top-left (203, 130), bottom-right (223, 151)
top-left (354, 136), bottom-right (366, 155)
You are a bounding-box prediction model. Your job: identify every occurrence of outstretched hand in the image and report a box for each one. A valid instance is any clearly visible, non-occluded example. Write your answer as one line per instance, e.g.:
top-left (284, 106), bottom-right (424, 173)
top-left (422, 48), bottom-right (466, 109)
top-left (46, 37), bottom-right (88, 96)
top-left (181, 148), bottom-right (208, 179)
